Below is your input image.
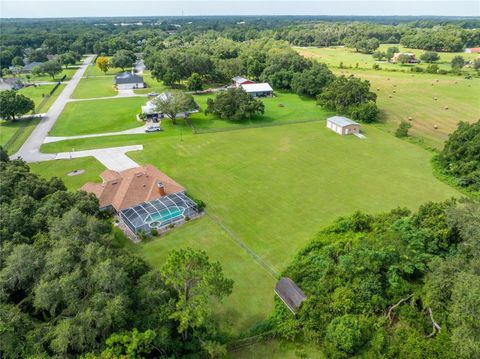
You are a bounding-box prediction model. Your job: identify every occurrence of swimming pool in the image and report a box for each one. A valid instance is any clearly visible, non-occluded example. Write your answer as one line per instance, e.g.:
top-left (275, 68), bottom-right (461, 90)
top-left (146, 206), bottom-right (185, 228)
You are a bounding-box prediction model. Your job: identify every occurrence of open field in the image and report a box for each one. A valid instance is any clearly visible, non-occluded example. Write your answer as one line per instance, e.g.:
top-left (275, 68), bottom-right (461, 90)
top-left (228, 339), bottom-right (325, 358)
top-left (295, 44), bottom-right (479, 72)
top-left (49, 97), bottom-right (146, 136)
top-left (333, 68), bottom-right (480, 148)
top-left (72, 76), bottom-right (117, 98)
top-left (42, 92), bottom-right (332, 151)
top-left (17, 84), bottom-right (66, 111)
top-left (31, 120), bottom-right (459, 333)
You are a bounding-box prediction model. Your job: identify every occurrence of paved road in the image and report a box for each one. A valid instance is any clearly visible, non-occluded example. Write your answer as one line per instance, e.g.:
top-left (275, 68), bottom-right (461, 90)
top-left (12, 55), bottom-right (95, 162)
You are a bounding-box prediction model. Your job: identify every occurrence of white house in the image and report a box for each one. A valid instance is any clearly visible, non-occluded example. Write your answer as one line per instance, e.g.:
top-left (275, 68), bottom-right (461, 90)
top-left (326, 116), bottom-right (361, 135)
top-left (141, 92), bottom-right (197, 120)
top-left (232, 76), bottom-right (255, 87)
top-left (240, 83), bottom-right (273, 97)
top-left (115, 72), bottom-right (145, 90)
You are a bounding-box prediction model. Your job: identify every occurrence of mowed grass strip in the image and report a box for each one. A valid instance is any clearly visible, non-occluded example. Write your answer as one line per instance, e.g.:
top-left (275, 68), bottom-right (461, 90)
top-left (72, 76), bottom-right (117, 99)
top-left (49, 97), bottom-right (147, 136)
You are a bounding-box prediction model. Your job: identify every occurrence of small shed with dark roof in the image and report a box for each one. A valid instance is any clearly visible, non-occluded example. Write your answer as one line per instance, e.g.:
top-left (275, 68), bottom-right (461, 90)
top-left (275, 277), bottom-right (307, 314)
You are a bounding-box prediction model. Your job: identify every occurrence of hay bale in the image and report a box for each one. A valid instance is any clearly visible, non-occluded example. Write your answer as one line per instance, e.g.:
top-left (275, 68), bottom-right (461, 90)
top-left (389, 95), bottom-right (392, 98)
top-left (377, 88), bottom-right (380, 91)
top-left (408, 116), bottom-right (413, 121)
top-left (436, 79), bottom-right (439, 82)
top-left (434, 97), bottom-right (438, 101)
top-left (393, 90), bottom-right (396, 93)
top-left (444, 106), bottom-right (449, 110)
top-left (434, 124), bottom-right (438, 129)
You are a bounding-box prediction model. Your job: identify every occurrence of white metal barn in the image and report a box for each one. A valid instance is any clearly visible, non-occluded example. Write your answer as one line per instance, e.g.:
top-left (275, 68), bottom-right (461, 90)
top-left (326, 116), bottom-right (361, 135)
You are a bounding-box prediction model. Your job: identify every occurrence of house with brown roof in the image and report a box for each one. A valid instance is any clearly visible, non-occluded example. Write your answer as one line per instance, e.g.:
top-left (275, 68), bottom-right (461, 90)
top-left (81, 164), bottom-right (184, 211)
top-left (82, 164), bottom-right (201, 235)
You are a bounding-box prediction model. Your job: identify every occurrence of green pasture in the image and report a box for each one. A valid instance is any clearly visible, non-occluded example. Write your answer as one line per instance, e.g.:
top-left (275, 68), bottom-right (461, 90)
top-left (49, 97), bottom-right (147, 136)
top-left (295, 44), bottom-right (478, 72)
top-left (72, 76), bottom-right (117, 99)
top-left (84, 57), bottom-right (131, 76)
top-left (18, 84), bottom-right (65, 111)
top-left (32, 120), bottom-right (459, 333)
top-left (332, 68), bottom-right (480, 148)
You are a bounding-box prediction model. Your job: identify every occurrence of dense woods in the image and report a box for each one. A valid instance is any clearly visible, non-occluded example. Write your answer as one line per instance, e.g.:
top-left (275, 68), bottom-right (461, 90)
top-left (0, 149), bottom-right (232, 358)
top-left (271, 199), bottom-right (480, 358)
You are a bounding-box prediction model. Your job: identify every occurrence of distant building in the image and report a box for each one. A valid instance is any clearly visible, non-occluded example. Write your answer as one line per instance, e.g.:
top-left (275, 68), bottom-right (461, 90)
top-left (275, 277), bottom-right (307, 314)
top-left (0, 78), bottom-right (24, 91)
top-left (240, 83), bottom-right (273, 98)
top-left (81, 164), bottom-right (200, 234)
top-left (232, 76), bottom-right (256, 87)
top-left (114, 72), bottom-right (145, 90)
top-left (15, 61), bottom-right (44, 73)
top-left (326, 116), bottom-right (361, 135)
top-left (465, 48), bottom-right (480, 54)
top-left (391, 52), bottom-right (419, 64)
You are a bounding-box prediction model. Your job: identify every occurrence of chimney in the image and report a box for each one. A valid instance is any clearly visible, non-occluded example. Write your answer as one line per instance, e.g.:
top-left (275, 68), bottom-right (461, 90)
top-left (157, 181), bottom-right (166, 196)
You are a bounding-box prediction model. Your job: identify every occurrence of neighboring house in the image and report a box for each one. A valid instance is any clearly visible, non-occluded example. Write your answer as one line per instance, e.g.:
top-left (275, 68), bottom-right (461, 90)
top-left (81, 164), bottom-right (200, 234)
top-left (0, 78), bottom-right (24, 91)
top-left (114, 72), bottom-right (145, 90)
top-left (391, 52), bottom-right (419, 63)
top-left (240, 82), bottom-right (273, 97)
top-left (326, 116), bottom-right (361, 135)
top-left (275, 277), bottom-right (307, 314)
top-left (465, 48), bottom-right (480, 54)
top-left (232, 76), bottom-right (256, 87)
top-left (15, 61), bottom-right (44, 74)
top-left (141, 92), bottom-right (197, 121)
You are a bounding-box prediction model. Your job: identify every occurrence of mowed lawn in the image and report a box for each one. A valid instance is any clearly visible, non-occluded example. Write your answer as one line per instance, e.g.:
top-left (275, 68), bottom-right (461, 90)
top-left (43, 93), bottom-right (332, 151)
top-left (72, 76), bottom-right (117, 99)
top-left (33, 120), bottom-right (459, 333)
top-left (333, 68), bottom-right (480, 148)
top-left (295, 44), bottom-right (478, 72)
top-left (30, 157), bottom-right (106, 190)
top-left (49, 97), bottom-right (147, 136)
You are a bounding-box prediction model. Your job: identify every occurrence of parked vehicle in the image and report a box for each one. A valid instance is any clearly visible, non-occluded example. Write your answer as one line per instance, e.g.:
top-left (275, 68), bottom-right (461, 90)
top-left (145, 125), bottom-right (161, 133)
top-left (147, 92), bottom-right (159, 97)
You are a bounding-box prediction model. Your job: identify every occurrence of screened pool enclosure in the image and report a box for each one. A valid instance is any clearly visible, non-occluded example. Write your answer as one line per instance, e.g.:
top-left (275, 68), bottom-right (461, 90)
top-left (120, 192), bottom-right (199, 233)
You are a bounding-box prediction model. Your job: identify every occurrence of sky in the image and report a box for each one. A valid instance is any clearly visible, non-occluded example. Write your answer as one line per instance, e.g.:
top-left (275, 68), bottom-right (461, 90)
top-left (1, 0), bottom-right (479, 18)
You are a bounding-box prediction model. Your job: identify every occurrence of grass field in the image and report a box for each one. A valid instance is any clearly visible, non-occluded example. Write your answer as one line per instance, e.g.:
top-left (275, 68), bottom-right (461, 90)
top-left (49, 97), bottom-right (146, 136)
top-left (17, 84), bottom-right (66, 111)
top-left (42, 93), bottom-right (332, 151)
top-left (332, 68), bottom-right (480, 148)
top-left (72, 76), bottom-right (117, 99)
top-left (31, 120), bottom-right (459, 334)
top-left (295, 44), bottom-right (478, 72)
top-left (228, 339), bottom-right (325, 358)
top-left (29, 157), bottom-right (106, 189)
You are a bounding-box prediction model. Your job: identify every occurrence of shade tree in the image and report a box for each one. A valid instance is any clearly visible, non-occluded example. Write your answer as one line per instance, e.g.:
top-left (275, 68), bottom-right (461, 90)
top-left (205, 88), bottom-right (265, 121)
top-left (0, 90), bottom-right (35, 121)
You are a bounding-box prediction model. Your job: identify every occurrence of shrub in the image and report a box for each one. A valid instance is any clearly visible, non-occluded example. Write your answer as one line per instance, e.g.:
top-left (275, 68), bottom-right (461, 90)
top-left (395, 121), bottom-right (412, 138)
top-left (150, 228), bottom-right (158, 236)
top-left (349, 101), bottom-right (379, 123)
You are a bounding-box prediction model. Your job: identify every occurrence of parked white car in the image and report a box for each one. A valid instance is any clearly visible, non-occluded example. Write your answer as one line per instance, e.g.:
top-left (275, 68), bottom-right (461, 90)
top-left (145, 125), bottom-right (161, 133)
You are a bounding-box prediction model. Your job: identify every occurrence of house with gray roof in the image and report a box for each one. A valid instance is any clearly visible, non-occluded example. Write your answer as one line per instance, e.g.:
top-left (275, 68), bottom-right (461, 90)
top-left (115, 72), bottom-right (145, 90)
top-left (326, 116), bottom-right (361, 135)
top-left (275, 277), bottom-right (307, 314)
top-left (241, 82), bottom-right (273, 97)
top-left (0, 78), bottom-right (24, 91)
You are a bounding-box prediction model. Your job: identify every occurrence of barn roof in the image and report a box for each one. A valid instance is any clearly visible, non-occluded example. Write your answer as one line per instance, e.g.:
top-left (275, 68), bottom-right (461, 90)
top-left (232, 76), bottom-right (251, 84)
top-left (241, 82), bottom-right (273, 93)
top-left (327, 116), bottom-right (359, 127)
top-left (115, 72), bottom-right (144, 84)
top-left (275, 277), bottom-right (307, 314)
